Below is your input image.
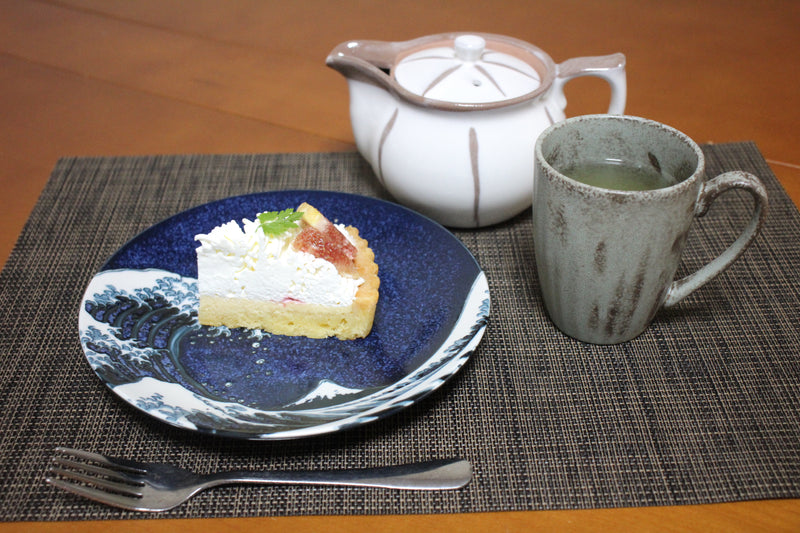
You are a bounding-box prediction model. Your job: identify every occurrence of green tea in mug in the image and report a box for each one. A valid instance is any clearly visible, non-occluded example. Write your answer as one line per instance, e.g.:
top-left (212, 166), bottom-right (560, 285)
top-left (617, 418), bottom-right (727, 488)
top-left (560, 158), bottom-right (678, 191)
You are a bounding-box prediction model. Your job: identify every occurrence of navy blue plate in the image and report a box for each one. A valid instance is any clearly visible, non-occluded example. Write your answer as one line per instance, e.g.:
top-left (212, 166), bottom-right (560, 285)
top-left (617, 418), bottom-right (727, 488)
top-left (79, 191), bottom-right (490, 439)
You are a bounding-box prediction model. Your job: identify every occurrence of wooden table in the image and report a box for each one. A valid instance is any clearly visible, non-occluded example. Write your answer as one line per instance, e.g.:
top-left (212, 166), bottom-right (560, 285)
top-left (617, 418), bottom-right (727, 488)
top-left (2, 1), bottom-right (798, 531)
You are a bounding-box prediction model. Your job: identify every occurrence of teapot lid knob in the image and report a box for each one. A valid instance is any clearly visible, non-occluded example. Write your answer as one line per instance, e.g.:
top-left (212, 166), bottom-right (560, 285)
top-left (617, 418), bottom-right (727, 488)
top-left (454, 35), bottom-right (485, 62)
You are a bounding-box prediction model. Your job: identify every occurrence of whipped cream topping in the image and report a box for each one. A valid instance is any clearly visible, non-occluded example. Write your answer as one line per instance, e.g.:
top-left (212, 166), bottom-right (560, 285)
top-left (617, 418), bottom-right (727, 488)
top-left (195, 217), bottom-right (363, 306)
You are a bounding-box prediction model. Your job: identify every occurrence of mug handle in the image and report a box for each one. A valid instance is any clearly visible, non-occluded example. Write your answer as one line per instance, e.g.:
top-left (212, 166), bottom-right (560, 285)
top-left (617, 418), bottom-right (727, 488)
top-left (662, 171), bottom-right (768, 308)
top-left (552, 53), bottom-right (627, 114)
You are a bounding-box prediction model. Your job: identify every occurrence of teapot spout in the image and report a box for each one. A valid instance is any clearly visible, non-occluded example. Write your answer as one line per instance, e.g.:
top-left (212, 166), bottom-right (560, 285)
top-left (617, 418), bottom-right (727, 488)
top-left (326, 40), bottom-right (402, 90)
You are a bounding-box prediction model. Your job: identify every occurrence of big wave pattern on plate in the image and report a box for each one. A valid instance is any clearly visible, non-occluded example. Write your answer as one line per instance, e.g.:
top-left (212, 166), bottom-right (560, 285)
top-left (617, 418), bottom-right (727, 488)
top-left (79, 268), bottom-right (489, 439)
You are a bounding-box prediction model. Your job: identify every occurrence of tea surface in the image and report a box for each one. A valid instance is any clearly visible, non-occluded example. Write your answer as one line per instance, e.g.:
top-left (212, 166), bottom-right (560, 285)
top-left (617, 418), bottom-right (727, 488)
top-left (560, 159), bottom-right (677, 191)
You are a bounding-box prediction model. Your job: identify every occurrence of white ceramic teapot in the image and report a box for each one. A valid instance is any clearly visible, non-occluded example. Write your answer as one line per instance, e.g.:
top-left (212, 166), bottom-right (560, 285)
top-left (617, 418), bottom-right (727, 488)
top-left (327, 32), bottom-right (627, 228)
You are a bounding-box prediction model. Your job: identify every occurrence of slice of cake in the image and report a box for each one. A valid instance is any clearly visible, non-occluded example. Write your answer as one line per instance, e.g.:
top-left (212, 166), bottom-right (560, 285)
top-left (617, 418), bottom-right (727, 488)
top-left (195, 203), bottom-right (379, 340)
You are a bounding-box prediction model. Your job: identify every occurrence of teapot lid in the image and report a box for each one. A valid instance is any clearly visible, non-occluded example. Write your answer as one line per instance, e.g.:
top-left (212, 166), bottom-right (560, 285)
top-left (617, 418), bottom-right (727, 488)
top-left (392, 35), bottom-right (542, 104)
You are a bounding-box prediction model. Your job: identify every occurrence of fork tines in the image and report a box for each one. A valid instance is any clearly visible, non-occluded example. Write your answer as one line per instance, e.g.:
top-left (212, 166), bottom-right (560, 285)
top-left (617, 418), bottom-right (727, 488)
top-left (45, 447), bottom-right (147, 506)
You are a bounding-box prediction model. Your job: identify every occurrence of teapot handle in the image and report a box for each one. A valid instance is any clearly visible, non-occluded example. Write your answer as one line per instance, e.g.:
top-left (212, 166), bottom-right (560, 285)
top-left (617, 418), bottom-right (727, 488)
top-left (552, 53), bottom-right (627, 114)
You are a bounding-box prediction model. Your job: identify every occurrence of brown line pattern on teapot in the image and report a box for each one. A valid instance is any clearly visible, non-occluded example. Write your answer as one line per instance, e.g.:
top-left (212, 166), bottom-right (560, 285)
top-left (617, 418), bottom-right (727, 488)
top-left (377, 108), bottom-right (399, 187)
top-left (469, 127), bottom-right (480, 226)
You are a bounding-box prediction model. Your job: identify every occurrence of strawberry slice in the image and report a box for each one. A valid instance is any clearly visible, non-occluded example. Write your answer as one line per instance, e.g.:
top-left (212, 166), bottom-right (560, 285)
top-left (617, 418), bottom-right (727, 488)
top-left (291, 203), bottom-right (357, 275)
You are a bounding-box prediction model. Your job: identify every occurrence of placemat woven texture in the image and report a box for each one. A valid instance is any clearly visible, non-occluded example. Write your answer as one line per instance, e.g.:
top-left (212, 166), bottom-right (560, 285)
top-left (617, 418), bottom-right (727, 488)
top-left (1, 143), bottom-right (798, 521)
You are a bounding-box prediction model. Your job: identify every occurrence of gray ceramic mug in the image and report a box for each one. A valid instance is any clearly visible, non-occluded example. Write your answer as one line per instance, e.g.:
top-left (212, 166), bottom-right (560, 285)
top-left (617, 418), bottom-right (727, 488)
top-left (532, 115), bottom-right (768, 344)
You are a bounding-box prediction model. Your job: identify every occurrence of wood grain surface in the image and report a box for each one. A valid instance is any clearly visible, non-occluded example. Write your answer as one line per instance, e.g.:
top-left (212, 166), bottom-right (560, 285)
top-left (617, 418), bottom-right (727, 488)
top-left (2, 1), bottom-right (798, 530)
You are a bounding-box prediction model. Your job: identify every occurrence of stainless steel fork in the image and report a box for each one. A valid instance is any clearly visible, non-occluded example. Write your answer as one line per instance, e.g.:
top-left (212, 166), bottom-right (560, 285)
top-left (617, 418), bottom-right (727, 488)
top-left (45, 447), bottom-right (472, 512)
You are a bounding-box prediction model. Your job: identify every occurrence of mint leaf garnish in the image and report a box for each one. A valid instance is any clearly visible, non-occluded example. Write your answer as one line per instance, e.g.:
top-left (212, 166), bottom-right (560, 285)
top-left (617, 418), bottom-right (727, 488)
top-left (257, 208), bottom-right (303, 236)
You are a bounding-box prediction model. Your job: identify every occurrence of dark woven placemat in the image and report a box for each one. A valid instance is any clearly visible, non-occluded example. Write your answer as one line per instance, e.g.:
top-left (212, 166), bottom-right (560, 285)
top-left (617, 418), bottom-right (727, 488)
top-left (1, 143), bottom-right (798, 521)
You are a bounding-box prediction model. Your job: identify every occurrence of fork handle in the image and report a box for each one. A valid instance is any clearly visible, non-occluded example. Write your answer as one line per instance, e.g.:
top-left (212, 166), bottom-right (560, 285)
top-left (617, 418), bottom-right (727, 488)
top-left (201, 458), bottom-right (471, 491)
